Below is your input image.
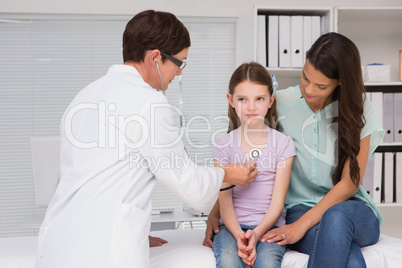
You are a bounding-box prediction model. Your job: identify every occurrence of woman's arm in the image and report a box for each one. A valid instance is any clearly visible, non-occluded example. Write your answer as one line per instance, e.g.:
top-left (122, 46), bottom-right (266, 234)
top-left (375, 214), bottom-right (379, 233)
top-left (263, 135), bottom-right (371, 245)
top-left (202, 200), bottom-right (220, 247)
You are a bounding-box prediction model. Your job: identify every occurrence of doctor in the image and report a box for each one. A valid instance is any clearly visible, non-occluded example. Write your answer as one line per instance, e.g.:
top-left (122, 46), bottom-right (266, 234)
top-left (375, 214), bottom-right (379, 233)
top-left (36, 10), bottom-right (256, 268)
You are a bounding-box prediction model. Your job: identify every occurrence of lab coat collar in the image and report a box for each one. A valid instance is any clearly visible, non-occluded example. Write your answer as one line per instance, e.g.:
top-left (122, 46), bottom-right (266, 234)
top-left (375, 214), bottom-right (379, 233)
top-left (108, 64), bottom-right (142, 77)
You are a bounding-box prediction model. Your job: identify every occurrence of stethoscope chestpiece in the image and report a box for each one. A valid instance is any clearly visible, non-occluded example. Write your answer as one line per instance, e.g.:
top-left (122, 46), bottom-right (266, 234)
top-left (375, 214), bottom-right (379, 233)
top-left (249, 148), bottom-right (262, 162)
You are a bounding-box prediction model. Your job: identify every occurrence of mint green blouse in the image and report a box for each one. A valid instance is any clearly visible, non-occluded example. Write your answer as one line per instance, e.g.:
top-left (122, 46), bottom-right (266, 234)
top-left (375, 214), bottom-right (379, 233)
top-left (276, 86), bottom-right (385, 226)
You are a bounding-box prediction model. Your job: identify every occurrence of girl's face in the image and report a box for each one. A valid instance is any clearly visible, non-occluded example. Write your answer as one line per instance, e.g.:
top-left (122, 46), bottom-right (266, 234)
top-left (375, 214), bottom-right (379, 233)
top-left (300, 59), bottom-right (339, 111)
top-left (227, 80), bottom-right (274, 128)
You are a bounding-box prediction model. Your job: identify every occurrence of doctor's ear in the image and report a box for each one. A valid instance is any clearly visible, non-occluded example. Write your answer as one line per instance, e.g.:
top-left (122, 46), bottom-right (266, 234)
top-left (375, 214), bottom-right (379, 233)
top-left (147, 49), bottom-right (160, 64)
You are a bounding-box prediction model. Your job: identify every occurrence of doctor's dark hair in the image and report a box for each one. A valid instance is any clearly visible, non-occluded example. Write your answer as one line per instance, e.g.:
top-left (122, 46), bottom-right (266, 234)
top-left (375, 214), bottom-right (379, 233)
top-left (123, 10), bottom-right (191, 63)
top-left (306, 32), bottom-right (365, 187)
top-left (227, 62), bottom-right (278, 133)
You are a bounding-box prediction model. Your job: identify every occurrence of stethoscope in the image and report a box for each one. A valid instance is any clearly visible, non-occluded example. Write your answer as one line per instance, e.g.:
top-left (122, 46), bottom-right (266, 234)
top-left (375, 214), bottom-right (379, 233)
top-left (249, 148), bottom-right (262, 162)
top-left (220, 148), bottom-right (262, 192)
top-left (154, 58), bottom-right (166, 95)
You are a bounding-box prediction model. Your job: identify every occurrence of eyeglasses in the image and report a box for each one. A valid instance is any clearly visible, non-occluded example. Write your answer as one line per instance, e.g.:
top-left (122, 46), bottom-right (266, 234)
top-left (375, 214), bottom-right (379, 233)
top-left (160, 51), bottom-right (186, 70)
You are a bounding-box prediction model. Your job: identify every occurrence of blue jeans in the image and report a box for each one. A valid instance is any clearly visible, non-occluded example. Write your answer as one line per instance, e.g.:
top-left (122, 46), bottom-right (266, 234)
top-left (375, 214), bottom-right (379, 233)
top-left (286, 199), bottom-right (380, 268)
top-left (213, 224), bottom-right (285, 268)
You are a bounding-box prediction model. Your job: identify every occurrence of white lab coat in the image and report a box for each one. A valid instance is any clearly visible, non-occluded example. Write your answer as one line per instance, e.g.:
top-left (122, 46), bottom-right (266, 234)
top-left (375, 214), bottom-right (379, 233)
top-left (36, 65), bottom-right (224, 268)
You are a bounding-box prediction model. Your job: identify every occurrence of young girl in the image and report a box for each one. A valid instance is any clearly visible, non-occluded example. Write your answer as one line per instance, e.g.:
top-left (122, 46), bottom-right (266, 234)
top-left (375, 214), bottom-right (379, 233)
top-left (212, 62), bottom-right (295, 267)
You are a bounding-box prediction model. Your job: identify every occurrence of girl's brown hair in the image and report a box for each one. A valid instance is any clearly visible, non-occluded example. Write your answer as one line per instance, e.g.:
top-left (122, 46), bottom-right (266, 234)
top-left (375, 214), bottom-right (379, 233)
top-left (227, 62), bottom-right (277, 133)
top-left (306, 32), bottom-right (365, 187)
top-left (122, 10), bottom-right (191, 63)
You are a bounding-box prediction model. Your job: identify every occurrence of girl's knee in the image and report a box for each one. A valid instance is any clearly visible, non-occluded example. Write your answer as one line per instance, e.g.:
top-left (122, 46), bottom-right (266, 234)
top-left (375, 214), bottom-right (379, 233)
top-left (254, 253), bottom-right (283, 268)
top-left (216, 253), bottom-right (243, 268)
top-left (255, 244), bottom-right (285, 268)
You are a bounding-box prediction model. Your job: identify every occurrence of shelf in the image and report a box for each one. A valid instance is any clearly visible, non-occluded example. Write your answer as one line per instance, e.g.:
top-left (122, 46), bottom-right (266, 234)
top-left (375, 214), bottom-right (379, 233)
top-left (267, 67), bottom-right (302, 77)
top-left (365, 84), bottom-right (402, 93)
top-left (257, 7), bottom-right (331, 17)
top-left (379, 143), bottom-right (402, 147)
top-left (376, 203), bottom-right (402, 207)
top-left (375, 145), bottom-right (402, 153)
top-left (337, 7), bottom-right (402, 22)
top-left (365, 82), bottom-right (402, 86)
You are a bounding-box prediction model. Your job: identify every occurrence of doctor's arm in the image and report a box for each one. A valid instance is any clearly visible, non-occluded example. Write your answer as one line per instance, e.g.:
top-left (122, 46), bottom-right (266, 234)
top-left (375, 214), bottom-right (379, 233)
top-left (262, 135), bottom-right (371, 245)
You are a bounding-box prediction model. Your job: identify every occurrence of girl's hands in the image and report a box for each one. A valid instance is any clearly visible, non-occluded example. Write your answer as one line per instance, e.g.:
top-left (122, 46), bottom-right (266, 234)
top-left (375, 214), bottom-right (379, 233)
top-left (237, 230), bottom-right (257, 266)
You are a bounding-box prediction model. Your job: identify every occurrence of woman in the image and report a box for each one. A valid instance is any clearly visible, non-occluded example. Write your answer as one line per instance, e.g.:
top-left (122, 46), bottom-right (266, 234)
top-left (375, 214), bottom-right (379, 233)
top-left (37, 10), bottom-right (257, 268)
top-left (204, 32), bottom-right (384, 267)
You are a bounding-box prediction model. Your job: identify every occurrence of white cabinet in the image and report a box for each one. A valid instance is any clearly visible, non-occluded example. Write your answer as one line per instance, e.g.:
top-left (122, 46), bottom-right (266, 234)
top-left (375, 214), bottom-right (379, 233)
top-left (236, 6), bottom-right (402, 86)
top-left (335, 7), bottom-right (402, 83)
top-left (236, 6), bottom-right (333, 89)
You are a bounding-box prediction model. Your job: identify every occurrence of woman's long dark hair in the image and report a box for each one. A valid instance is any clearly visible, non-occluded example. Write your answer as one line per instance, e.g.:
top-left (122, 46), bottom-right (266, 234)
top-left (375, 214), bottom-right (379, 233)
top-left (307, 32), bottom-right (365, 187)
top-left (227, 62), bottom-right (277, 133)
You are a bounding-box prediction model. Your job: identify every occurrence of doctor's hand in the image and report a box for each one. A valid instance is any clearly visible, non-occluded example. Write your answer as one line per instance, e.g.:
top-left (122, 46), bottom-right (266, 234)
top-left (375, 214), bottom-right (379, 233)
top-left (222, 162), bottom-right (257, 187)
top-left (149, 235), bottom-right (168, 247)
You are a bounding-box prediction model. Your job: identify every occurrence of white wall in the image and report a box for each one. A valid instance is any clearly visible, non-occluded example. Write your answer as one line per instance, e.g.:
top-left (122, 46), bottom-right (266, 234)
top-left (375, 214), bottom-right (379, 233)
top-left (1, 0), bottom-right (402, 17)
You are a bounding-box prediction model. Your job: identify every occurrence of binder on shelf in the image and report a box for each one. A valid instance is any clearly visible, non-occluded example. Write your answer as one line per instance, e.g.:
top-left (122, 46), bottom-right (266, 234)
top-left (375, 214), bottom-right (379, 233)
top-left (383, 152), bottom-right (394, 203)
top-left (383, 93), bottom-right (394, 142)
top-left (302, 16), bottom-right (312, 66)
top-left (290, 16), bottom-right (303, 68)
top-left (320, 16), bottom-right (327, 36)
top-left (256, 15), bottom-right (267, 67)
top-left (362, 153), bottom-right (375, 199)
top-left (394, 93), bottom-right (402, 142)
top-left (279, 16), bottom-right (291, 67)
top-left (396, 152), bottom-right (402, 203)
top-left (371, 92), bottom-right (383, 129)
top-left (372, 152), bottom-right (383, 203)
top-left (268, 15), bottom-right (279, 68)
top-left (311, 16), bottom-right (321, 44)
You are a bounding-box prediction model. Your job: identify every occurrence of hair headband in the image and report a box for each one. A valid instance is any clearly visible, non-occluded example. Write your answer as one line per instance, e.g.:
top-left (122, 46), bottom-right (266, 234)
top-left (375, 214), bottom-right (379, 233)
top-left (271, 73), bottom-right (278, 97)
